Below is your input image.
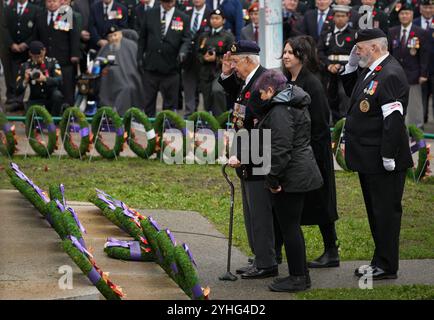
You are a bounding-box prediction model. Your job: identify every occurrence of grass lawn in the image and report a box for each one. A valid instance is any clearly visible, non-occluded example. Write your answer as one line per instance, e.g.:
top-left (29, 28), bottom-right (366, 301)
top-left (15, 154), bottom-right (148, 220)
top-left (1, 156), bottom-right (433, 262)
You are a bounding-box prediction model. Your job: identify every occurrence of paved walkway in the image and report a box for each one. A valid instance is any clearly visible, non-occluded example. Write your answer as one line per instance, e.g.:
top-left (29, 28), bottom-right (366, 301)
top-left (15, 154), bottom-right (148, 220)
top-left (1, 190), bottom-right (433, 300)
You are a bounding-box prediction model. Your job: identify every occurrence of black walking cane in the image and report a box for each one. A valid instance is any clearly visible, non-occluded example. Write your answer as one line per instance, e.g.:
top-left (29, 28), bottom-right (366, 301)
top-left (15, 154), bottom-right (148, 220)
top-left (219, 164), bottom-right (238, 281)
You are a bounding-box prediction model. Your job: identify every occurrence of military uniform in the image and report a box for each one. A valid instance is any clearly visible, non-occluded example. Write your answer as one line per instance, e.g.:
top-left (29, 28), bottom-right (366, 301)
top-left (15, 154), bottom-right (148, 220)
top-left (117, 0), bottom-right (137, 30)
top-left (197, 27), bottom-right (234, 116)
top-left (16, 55), bottom-right (64, 115)
top-left (2, 1), bottom-right (40, 105)
top-left (318, 23), bottom-right (356, 124)
top-left (341, 29), bottom-right (413, 278)
top-left (34, 8), bottom-right (81, 106)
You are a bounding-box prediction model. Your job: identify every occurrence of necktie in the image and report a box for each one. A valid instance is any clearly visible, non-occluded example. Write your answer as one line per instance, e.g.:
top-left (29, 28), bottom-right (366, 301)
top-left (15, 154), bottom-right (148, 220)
top-left (254, 26), bottom-right (258, 43)
top-left (49, 12), bottom-right (54, 27)
top-left (317, 11), bottom-right (324, 36)
top-left (192, 12), bottom-right (200, 34)
top-left (17, 6), bottom-right (22, 15)
top-left (400, 28), bottom-right (407, 47)
top-left (104, 5), bottom-right (108, 18)
top-left (161, 10), bottom-right (167, 37)
top-left (426, 19), bottom-right (430, 30)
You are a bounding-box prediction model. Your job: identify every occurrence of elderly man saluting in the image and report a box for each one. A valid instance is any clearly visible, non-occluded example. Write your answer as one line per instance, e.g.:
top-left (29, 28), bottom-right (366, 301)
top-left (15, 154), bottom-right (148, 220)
top-left (219, 41), bottom-right (278, 279)
top-left (340, 29), bottom-right (413, 280)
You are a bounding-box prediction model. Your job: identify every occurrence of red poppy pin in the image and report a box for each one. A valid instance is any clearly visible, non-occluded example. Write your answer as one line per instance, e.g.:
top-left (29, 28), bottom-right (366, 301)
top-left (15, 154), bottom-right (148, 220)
top-left (201, 19), bottom-right (207, 27)
top-left (176, 17), bottom-right (182, 22)
top-left (372, 10), bottom-right (377, 17)
top-left (117, 8), bottom-right (122, 13)
top-left (374, 65), bottom-right (382, 72)
top-left (245, 91), bottom-right (251, 99)
top-left (40, 63), bottom-right (46, 69)
top-left (217, 41), bottom-right (224, 47)
top-left (345, 36), bottom-right (352, 42)
top-left (327, 15), bottom-right (333, 21)
top-left (410, 31), bottom-right (415, 37)
top-left (56, 14), bottom-right (62, 21)
top-left (24, 7), bottom-right (29, 14)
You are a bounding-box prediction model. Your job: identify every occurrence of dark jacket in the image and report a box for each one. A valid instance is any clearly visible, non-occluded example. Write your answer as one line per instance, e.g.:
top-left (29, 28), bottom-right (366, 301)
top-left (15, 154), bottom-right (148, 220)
top-left (413, 16), bottom-right (434, 74)
top-left (134, 0), bottom-right (160, 32)
top-left (258, 85), bottom-right (323, 193)
top-left (341, 54), bottom-right (413, 174)
top-left (350, 6), bottom-right (389, 34)
top-left (289, 67), bottom-right (338, 225)
top-left (206, 0), bottom-right (243, 40)
top-left (299, 8), bottom-right (334, 42)
top-left (388, 24), bottom-right (430, 85)
top-left (137, 6), bottom-right (191, 75)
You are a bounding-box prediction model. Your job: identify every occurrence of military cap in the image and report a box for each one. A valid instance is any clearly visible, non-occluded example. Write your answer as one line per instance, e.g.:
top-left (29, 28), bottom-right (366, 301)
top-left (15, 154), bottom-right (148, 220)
top-left (396, 0), bottom-right (414, 13)
top-left (420, 0), bottom-right (432, 6)
top-left (29, 41), bottom-right (45, 55)
top-left (105, 24), bottom-right (121, 37)
top-left (210, 9), bottom-right (225, 18)
top-left (230, 40), bottom-right (260, 55)
top-left (248, 2), bottom-right (259, 13)
top-left (355, 28), bottom-right (387, 43)
top-left (332, 4), bottom-right (351, 13)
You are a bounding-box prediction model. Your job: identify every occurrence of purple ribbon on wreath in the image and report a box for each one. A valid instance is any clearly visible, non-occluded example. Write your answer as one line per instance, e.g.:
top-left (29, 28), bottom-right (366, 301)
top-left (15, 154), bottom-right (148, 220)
top-left (411, 139), bottom-right (426, 154)
top-left (80, 127), bottom-right (89, 138)
top-left (68, 207), bottom-right (87, 234)
top-left (97, 194), bottom-right (116, 211)
top-left (60, 184), bottom-right (66, 205)
top-left (68, 235), bottom-right (92, 258)
top-left (88, 267), bottom-right (102, 285)
top-left (10, 162), bottom-right (20, 171)
top-left (170, 262), bottom-right (178, 274)
top-left (148, 216), bottom-right (161, 232)
top-left (182, 243), bottom-right (197, 268)
top-left (55, 199), bottom-right (65, 212)
top-left (166, 229), bottom-right (176, 246)
top-left (3, 123), bottom-right (12, 133)
top-left (69, 123), bottom-right (81, 133)
top-left (47, 123), bottom-right (56, 133)
top-left (116, 127), bottom-right (124, 137)
top-left (191, 284), bottom-right (203, 299)
top-left (34, 186), bottom-right (50, 203)
top-left (106, 238), bottom-right (141, 260)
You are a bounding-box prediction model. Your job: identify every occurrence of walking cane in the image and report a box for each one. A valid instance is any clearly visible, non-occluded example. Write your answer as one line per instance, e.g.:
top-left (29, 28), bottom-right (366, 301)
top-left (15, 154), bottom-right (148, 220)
top-left (219, 164), bottom-right (238, 281)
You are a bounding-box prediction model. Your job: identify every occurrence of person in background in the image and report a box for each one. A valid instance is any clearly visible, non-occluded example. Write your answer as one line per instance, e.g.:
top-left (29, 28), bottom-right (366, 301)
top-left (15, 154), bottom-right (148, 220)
top-left (251, 69), bottom-right (323, 292)
top-left (241, 2), bottom-right (259, 43)
top-left (388, 1), bottom-right (430, 129)
top-left (299, 0), bottom-right (334, 42)
top-left (282, 0), bottom-right (303, 41)
top-left (350, 0), bottom-right (389, 33)
top-left (16, 41), bottom-right (64, 115)
top-left (414, 0), bottom-right (433, 123)
top-left (206, 0), bottom-right (244, 40)
top-left (281, 35), bottom-right (340, 269)
top-left (134, 0), bottom-right (160, 32)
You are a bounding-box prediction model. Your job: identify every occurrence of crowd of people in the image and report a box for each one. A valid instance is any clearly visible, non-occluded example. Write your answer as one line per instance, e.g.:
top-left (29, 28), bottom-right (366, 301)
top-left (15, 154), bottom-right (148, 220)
top-left (0, 0), bottom-right (432, 126)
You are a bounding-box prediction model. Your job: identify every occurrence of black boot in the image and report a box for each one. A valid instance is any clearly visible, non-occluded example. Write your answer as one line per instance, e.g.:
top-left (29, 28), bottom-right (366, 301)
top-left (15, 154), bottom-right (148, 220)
top-left (308, 247), bottom-right (340, 268)
top-left (268, 275), bottom-right (309, 292)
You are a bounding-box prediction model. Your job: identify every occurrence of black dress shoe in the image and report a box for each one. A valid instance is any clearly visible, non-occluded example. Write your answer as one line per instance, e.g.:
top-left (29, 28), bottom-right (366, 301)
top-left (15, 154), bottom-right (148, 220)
top-left (241, 266), bottom-right (278, 279)
top-left (274, 273), bottom-right (311, 288)
top-left (308, 247), bottom-right (340, 268)
top-left (355, 266), bottom-right (397, 280)
top-left (268, 275), bottom-right (308, 292)
top-left (354, 264), bottom-right (374, 277)
top-left (236, 264), bottom-right (253, 275)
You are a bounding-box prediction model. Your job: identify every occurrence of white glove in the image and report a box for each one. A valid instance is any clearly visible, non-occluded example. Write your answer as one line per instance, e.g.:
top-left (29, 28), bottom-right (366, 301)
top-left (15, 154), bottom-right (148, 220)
top-left (382, 157), bottom-right (395, 171)
top-left (348, 45), bottom-right (360, 67)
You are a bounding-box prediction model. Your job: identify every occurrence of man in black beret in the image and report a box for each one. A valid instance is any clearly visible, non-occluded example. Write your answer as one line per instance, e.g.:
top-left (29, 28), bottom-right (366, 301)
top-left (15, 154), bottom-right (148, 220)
top-left (219, 40), bottom-right (279, 280)
top-left (340, 29), bottom-right (413, 280)
top-left (15, 40), bottom-right (64, 115)
top-left (388, 1), bottom-right (430, 129)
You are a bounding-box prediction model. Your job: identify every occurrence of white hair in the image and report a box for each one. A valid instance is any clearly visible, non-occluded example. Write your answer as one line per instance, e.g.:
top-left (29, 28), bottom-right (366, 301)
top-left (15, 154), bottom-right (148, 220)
top-left (238, 54), bottom-right (260, 65)
top-left (367, 37), bottom-right (388, 52)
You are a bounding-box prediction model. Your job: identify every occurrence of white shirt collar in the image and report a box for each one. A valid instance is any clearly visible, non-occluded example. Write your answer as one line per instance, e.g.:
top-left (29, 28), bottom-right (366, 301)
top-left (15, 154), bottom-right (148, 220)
top-left (367, 53), bottom-right (389, 75)
top-left (423, 17), bottom-right (432, 29)
top-left (318, 8), bottom-right (329, 18)
top-left (212, 26), bottom-right (224, 33)
top-left (401, 23), bottom-right (412, 34)
top-left (161, 5), bottom-right (176, 35)
top-left (104, 1), bottom-right (114, 13)
top-left (334, 24), bottom-right (348, 33)
top-left (161, 5), bottom-right (175, 15)
top-left (193, 5), bottom-right (206, 15)
top-left (17, 1), bottom-right (28, 11)
top-left (244, 64), bottom-right (260, 88)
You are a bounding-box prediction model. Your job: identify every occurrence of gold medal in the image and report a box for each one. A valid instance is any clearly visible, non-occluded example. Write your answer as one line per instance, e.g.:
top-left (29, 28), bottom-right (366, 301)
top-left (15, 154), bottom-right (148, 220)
top-left (236, 119), bottom-right (244, 128)
top-left (410, 48), bottom-right (417, 56)
top-left (359, 100), bottom-right (370, 112)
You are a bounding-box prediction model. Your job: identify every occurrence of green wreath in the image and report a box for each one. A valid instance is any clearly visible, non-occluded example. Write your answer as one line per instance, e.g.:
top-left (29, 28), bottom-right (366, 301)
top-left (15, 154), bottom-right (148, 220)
top-left (0, 112), bottom-right (17, 157)
top-left (104, 241), bottom-right (154, 262)
top-left (331, 118), bottom-right (351, 172)
top-left (174, 245), bottom-right (204, 300)
top-left (140, 217), bottom-right (163, 264)
top-left (59, 107), bottom-right (91, 159)
top-left (188, 112), bottom-right (220, 160)
top-left (153, 110), bottom-right (186, 158)
top-left (156, 230), bottom-right (178, 280)
top-left (407, 124), bottom-right (429, 182)
top-left (91, 107), bottom-right (125, 159)
top-left (123, 107), bottom-right (156, 159)
top-left (25, 105), bottom-right (58, 157)
top-left (216, 111), bottom-right (232, 129)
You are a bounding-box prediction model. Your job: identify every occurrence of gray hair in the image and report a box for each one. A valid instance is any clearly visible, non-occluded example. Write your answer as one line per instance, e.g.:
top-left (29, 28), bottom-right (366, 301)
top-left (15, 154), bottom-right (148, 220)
top-left (238, 54), bottom-right (260, 65)
top-left (368, 37), bottom-right (388, 52)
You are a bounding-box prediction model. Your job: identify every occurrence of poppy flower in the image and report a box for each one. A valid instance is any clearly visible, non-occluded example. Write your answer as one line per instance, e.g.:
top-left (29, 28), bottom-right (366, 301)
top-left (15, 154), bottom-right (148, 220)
top-left (40, 63), bottom-right (46, 69)
top-left (410, 31), bottom-right (415, 37)
top-left (117, 8), bottom-right (122, 13)
top-left (24, 8), bottom-right (29, 14)
top-left (345, 37), bottom-right (352, 42)
top-left (201, 19), bottom-right (207, 26)
top-left (374, 65), bottom-right (382, 72)
top-left (327, 15), bottom-right (333, 21)
top-left (217, 41), bottom-right (224, 47)
top-left (372, 10), bottom-right (377, 17)
top-left (245, 91), bottom-right (251, 99)
top-left (176, 17), bottom-right (182, 22)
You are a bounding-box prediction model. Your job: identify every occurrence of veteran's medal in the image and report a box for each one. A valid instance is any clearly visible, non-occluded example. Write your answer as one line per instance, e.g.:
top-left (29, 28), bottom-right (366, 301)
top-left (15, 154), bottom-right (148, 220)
top-left (27, 21), bottom-right (33, 28)
top-left (360, 99), bottom-right (370, 112)
top-left (410, 48), bottom-right (417, 56)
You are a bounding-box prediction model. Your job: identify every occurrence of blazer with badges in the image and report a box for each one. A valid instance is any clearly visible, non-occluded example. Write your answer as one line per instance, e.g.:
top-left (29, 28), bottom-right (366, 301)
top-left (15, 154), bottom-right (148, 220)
top-left (388, 24), bottom-right (430, 85)
top-left (137, 6), bottom-right (191, 75)
top-left (3, 2), bottom-right (40, 55)
top-left (413, 16), bottom-right (434, 75)
top-left (341, 54), bottom-right (413, 174)
top-left (34, 9), bottom-right (81, 66)
top-left (317, 24), bottom-right (356, 67)
top-left (88, 1), bottom-right (128, 48)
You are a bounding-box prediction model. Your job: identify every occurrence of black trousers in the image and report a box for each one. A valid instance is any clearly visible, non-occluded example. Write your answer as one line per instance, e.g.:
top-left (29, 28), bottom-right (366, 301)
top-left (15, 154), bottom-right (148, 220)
top-left (60, 64), bottom-right (76, 106)
top-left (240, 179), bottom-right (276, 269)
top-left (421, 74), bottom-right (434, 122)
top-left (358, 171), bottom-right (406, 273)
top-left (27, 89), bottom-right (64, 116)
top-left (142, 70), bottom-right (179, 117)
top-left (272, 191), bottom-right (307, 276)
top-left (1, 53), bottom-right (26, 103)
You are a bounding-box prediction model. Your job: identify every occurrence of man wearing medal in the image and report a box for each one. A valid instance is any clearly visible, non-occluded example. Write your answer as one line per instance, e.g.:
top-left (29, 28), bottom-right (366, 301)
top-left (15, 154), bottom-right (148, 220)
top-left (387, 1), bottom-right (430, 129)
top-left (340, 28), bottom-right (413, 280)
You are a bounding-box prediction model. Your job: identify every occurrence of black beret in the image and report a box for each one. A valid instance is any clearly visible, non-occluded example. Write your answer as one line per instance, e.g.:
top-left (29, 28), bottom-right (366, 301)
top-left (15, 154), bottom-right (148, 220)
top-left (29, 41), bottom-right (45, 54)
top-left (396, 0), bottom-right (414, 13)
top-left (105, 24), bottom-right (121, 38)
top-left (210, 9), bottom-right (225, 18)
top-left (420, 0), bottom-right (432, 6)
top-left (230, 40), bottom-right (260, 55)
top-left (355, 28), bottom-right (387, 43)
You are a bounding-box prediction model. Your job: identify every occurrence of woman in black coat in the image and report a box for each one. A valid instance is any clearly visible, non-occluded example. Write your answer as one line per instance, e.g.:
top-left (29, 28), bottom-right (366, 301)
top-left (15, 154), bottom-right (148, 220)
top-left (279, 36), bottom-right (340, 268)
top-left (250, 69), bottom-right (323, 292)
